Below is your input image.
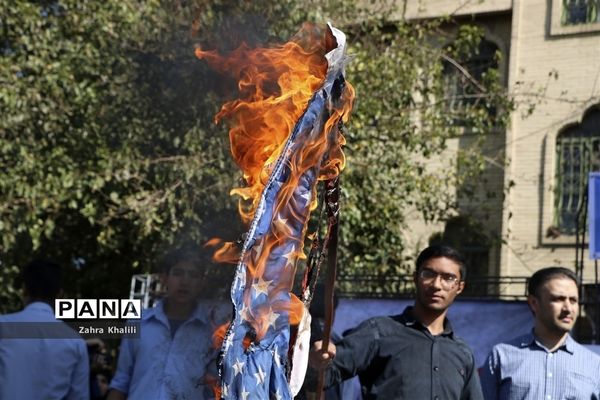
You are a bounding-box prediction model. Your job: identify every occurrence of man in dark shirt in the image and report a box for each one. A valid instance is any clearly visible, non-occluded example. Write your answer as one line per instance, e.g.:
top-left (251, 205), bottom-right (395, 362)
top-left (310, 244), bottom-right (483, 400)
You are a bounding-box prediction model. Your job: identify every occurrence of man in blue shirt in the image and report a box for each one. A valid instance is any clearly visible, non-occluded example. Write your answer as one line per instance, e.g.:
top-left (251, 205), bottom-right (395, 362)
top-left (0, 260), bottom-right (90, 400)
top-left (108, 246), bottom-right (226, 400)
top-left (480, 266), bottom-right (600, 400)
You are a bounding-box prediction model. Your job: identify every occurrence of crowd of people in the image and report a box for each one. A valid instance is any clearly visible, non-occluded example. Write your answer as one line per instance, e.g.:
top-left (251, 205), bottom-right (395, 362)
top-left (0, 247), bottom-right (226, 400)
top-left (0, 244), bottom-right (599, 400)
top-left (309, 245), bottom-right (600, 399)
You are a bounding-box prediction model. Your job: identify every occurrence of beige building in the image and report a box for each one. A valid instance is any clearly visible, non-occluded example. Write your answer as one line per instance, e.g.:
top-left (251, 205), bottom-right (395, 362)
top-left (402, 0), bottom-right (600, 296)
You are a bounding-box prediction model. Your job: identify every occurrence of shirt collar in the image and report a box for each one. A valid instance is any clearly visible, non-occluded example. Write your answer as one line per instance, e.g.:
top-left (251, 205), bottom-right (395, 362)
top-left (401, 306), bottom-right (454, 337)
top-left (521, 330), bottom-right (575, 354)
top-left (519, 331), bottom-right (537, 348)
top-left (563, 334), bottom-right (575, 353)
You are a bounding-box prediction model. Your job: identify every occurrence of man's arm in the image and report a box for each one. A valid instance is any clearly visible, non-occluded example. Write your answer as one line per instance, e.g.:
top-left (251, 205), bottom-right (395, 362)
top-left (461, 353), bottom-right (484, 400)
top-left (67, 341), bottom-right (90, 400)
top-left (479, 348), bottom-right (500, 400)
top-left (107, 337), bottom-right (135, 399)
top-left (309, 318), bottom-right (380, 388)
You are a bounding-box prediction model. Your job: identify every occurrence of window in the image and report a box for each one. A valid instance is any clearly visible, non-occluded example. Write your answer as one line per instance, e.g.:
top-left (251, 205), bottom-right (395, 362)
top-left (561, 0), bottom-right (600, 25)
top-left (443, 39), bottom-right (500, 125)
top-left (551, 0), bottom-right (600, 35)
top-left (555, 107), bottom-right (600, 234)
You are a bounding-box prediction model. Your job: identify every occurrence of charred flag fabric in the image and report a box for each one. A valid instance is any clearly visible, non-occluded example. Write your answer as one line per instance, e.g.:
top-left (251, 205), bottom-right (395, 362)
top-left (218, 24), bottom-right (353, 400)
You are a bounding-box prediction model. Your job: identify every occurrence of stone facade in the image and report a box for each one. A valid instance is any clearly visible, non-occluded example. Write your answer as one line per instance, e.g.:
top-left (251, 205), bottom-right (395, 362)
top-left (402, 0), bottom-right (600, 293)
top-left (502, 0), bottom-right (600, 286)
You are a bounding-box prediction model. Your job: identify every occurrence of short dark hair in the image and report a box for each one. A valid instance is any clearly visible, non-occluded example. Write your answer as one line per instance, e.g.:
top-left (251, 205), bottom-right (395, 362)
top-left (415, 244), bottom-right (467, 280)
top-left (159, 245), bottom-right (207, 274)
top-left (527, 267), bottom-right (579, 297)
top-left (21, 259), bottom-right (63, 302)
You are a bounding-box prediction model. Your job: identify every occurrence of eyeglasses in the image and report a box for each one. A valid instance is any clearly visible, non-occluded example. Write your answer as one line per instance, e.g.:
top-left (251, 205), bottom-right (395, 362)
top-left (418, 269), bottom-right (459, 289)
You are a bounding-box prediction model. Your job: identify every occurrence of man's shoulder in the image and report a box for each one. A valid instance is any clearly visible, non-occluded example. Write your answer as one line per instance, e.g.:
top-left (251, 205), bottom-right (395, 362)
top-left (137, 305), bottom-right (164, 327)
top-left (488, 333), bottom-right (533, 357)
top-left (0, 309), bottom-right (25, 322)
top-left (1, 303), bottom-right (55, 322)
top-left (338, 315), bottom-right (406, 340)
top-left (359, 314), bottom-right (408, 332)
top-left (571, 339), bottom-right (600, 363)
top-left (364, 314), bottom-right (405, 326)
top-left (503, 332), bottom-right (532, 346)
top-left (142, 305), bottom-right (158, 317)
top-left (450, 333), bottom-right (475, 350)
top-left (196, 300), bottom-right (229, 322)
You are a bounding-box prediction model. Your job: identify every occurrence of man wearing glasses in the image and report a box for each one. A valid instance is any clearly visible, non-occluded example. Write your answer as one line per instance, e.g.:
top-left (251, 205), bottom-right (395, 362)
top-left (310, 244), bottom-right (483, 399)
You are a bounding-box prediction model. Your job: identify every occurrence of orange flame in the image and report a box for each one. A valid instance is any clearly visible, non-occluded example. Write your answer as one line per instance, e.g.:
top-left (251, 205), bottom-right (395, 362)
top-left (212, 322), bottom-right (229, 349)
top-left (196, 23), bottom-right (331, 225)
top-left (197, 23), bottom-right (354, 345)
top-left (205, 238), bottom-right (240, 264)
top-left (288, 293), bottom-right (304, 325)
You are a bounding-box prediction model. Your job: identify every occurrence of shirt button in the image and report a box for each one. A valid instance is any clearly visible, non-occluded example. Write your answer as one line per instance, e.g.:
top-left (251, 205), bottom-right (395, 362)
top-left (433, 366), bottom-right (439, 371)
top-left (546, 396), bottom-right (551, 400)
top-left (434, 397), bottom-right (439, 400)
top-left (547, 372), bottom-right (553, 378)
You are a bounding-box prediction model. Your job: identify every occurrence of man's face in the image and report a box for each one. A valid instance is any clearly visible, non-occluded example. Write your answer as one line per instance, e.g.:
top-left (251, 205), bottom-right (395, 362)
top-left (414, 256), bottom-right (464, 312)
top-left (528, 277), bottom-right (579, 335)
top-left (164, 260), bottom-right (202, 305)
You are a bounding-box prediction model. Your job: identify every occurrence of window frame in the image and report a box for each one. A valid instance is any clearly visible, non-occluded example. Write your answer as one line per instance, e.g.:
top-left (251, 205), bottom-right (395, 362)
top-left (551, 0), bottom-right (600, 36)
top-left (548, 107), bottom-right (600, 242)
top-left (441, 38), bottom-right (502, 128)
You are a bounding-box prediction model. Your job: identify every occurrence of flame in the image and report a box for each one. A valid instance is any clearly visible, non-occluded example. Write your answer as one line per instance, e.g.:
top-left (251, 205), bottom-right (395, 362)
top-left (196, 23), bottom-right (331, 225)
top-left (288, 293), bottom-right (304, 325)
top-left (212, 322), bottom-right (228, 349)
top-left (197, 23), bottom-right (354, 346)
top-left (205, 238), bottom-right (240, 264)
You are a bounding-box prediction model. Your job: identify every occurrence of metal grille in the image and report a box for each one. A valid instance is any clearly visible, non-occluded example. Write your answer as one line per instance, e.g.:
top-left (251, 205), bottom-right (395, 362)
top-left (562, 0), bottom-right (600, 25)
top-left (555, 109), bottom-right (600, 234)
top-left (443, 40), bottom-right (499, 119)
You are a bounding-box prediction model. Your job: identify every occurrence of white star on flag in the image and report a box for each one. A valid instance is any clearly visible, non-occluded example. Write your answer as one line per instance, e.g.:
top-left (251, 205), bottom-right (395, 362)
top-left (267, 309), bottom-right (280, 330)
top-left (223, 335), bottom-right (233, 352)
top-left (282, 246), bottom-right (295, 269)
top-left (222, 384), bottom-right (229, 397)
top-left (272, 390), bottom-right (283, 400)
top-left (254, 366), bottom-right (266, 385)
top-left (241, 388), bottom-right (250, 400)
top-left (252, 277), bottom-right (272, 297)
top-left (273, 215), bottom-right (290, 235)
top-left (240, 305), bottom-right (251, 321)
top-left (252, 239), bottom-right (264, 258)
top-left (271, 348), bottom-right (281, 368)
top-left (232, 358), bottom-right (245, 377)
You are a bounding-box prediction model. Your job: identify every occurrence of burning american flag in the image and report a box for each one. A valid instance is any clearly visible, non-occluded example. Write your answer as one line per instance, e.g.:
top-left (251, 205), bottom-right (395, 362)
top-left (195, 23), bottom-right (354, 400)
